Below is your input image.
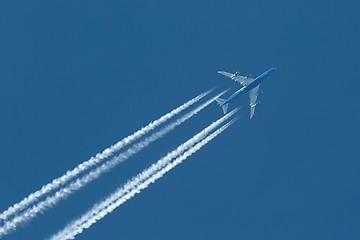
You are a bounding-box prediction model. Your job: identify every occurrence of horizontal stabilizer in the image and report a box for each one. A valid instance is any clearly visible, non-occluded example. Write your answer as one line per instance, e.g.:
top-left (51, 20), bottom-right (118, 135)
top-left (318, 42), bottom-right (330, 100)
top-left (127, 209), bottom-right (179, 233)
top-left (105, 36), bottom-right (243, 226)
top-left (215, 98), bottom-right (225, 106)
top-left (221, 103), bottom-right (229, 114)
top-left (215, 98), bottom-right (229, 114)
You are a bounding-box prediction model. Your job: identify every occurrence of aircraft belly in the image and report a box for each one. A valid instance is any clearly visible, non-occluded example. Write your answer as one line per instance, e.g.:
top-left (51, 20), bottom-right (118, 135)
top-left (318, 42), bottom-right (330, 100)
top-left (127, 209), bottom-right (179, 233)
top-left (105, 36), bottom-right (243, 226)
top-left (227, 90), bottom-right (244, 103)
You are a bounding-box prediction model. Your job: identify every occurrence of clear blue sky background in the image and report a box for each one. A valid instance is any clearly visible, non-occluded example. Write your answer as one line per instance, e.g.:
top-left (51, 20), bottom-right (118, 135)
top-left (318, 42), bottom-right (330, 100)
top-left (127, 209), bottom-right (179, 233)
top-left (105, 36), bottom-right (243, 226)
top-left (1, 1), bottom-right (359, 239)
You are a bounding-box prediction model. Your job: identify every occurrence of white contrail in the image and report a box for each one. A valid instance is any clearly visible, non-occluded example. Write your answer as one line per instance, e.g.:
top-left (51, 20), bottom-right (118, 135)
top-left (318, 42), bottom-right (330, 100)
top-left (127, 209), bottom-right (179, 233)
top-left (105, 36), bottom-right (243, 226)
top-left (51, 109), bottom-right (238, 240)
top-left (50, 118), bottom-right (237, 240)
top-left (0, 91), bottom-right (226, 238)
top-left (0, 90), bottom-right (210, 222)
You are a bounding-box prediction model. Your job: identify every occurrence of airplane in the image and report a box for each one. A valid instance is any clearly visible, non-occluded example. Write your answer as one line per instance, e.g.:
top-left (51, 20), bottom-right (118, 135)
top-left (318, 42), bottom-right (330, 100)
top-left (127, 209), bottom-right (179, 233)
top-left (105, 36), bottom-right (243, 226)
top-left (216, 68), bottom-right (276, 119)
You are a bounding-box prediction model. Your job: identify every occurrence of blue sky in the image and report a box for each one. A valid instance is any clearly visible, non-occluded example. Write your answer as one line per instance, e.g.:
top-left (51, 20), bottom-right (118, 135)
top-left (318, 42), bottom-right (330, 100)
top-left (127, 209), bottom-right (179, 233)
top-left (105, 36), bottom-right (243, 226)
top-left (0, 0), bottom-right (359, 239)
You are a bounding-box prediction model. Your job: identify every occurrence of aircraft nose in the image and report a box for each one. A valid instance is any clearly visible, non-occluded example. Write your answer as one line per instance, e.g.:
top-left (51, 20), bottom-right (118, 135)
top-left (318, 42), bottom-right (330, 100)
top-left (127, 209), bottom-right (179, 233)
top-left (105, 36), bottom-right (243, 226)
top-left (269, 67), bottom-right (277, 73)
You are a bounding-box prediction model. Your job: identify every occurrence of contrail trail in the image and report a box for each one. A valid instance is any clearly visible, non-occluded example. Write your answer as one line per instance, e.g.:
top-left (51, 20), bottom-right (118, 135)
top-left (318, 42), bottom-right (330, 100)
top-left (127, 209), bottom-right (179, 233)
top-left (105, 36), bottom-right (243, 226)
top-left (51, 109), bottom-right (237, 239)
top-left (0, 90), bottom-right (226, 238)
top-left (51, 109), bottom-right (238, 238)
top-left (50, 118), bottom-right (237, 240)
top-left (0, 90), bottom-right (210, 222)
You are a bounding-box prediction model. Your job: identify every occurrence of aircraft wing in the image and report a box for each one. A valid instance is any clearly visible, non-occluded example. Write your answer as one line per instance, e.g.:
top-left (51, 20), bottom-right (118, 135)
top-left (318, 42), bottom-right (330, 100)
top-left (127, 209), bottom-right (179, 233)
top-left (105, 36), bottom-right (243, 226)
top-left (249, 85), bottom-right (260, 119)
top-left (217, 71), bottom-right (253, 87)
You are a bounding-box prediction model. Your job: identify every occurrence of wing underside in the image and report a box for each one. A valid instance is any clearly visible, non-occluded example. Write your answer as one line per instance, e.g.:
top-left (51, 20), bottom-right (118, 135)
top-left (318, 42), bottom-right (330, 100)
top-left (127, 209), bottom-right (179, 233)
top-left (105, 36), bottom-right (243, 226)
top-left (217, 71), bottom-right (253, 87)
top-left (249, 85), bottom-right (260, 119)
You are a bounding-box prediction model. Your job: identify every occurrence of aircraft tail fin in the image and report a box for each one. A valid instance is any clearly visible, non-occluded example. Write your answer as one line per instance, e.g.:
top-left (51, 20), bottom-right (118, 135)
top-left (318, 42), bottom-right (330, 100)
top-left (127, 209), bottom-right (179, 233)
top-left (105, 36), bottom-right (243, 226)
top-left (215, 98), bottom-right (229, 114)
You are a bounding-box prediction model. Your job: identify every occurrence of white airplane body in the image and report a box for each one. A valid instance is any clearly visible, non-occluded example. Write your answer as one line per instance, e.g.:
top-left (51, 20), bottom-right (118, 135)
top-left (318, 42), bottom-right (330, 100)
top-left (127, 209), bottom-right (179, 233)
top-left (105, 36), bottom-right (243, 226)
top-left (216, 68), bottom-right (276, 119)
